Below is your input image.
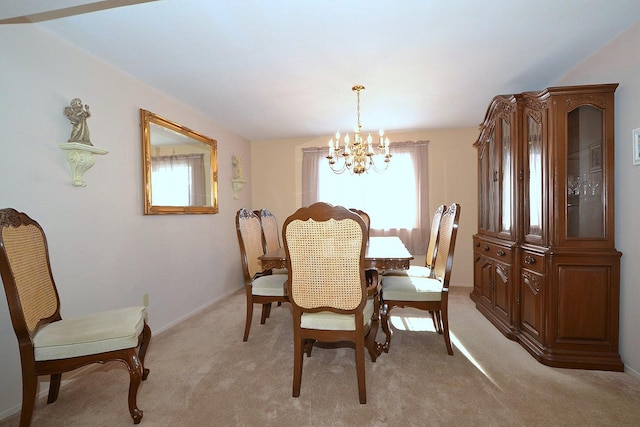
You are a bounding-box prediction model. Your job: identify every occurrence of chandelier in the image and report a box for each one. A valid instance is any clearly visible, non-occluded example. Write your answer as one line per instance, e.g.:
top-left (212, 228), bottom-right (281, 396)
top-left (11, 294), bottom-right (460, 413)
top-left (327, 85), bottom-right (391, 174)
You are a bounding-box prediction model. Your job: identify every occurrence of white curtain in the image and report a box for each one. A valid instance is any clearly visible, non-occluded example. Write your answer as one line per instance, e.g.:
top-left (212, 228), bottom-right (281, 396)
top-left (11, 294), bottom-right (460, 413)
top-left (302, 141), bottom-right (429, 254)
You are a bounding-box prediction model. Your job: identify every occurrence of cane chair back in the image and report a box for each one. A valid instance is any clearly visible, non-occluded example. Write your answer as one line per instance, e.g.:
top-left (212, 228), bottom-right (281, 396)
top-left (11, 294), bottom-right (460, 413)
top-left (384, 204), bottom-right (445, 279)
top-left (283, 202), bottom-right (376, 404)
top-left (431, 204), bottom-right (459, 285)
top-left (349, 208), bottom-right (370, 230)
top-left (257, 209), bottom-right (287, 275)
top-left (349, 208), bottom-right (370, 240)
top-left (259, 209), bottom-right (281, 253)
top-left (425, 204), bottom-right (446, 270)
top-left (236, 208), bottom-right (287, 341)
top-left (0, 208), bottom-right (151, 426)
top-left (381, 203), bottom-right (460, 355)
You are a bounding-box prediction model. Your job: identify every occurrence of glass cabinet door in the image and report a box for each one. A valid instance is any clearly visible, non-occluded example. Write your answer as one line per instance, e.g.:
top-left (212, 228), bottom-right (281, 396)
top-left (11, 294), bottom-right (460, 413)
top-left (499, 118), bottom-right (512, 235)
top-left (476, 97), bottom-right (515, 239)
top-left (478, 119), bottom-right (513, 237)
top-left (478, 130), bottom-right (495, 233)
top-left (488, 131), bottom-right (496, 233)
top-left (524, 113), bottom-right (543, 242)
top-left (478, 135), bottom-right (489, 231)
top-left (566, 105), bottom-right (604, 238)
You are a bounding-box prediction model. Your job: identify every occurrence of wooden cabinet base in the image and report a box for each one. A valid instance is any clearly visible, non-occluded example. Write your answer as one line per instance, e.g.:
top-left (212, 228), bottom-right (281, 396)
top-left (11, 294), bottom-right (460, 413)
top-left (470, 292), bottom-right (517, 340)
top-left (517, 330), bottom-right (623, 371)
top-left (472, 291), bottom-right (623, 371)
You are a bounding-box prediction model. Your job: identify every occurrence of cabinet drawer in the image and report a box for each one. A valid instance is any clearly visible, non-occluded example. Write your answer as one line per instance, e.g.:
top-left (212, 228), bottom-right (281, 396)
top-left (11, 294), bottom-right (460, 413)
top-left (474, 239), bottom-right (512, 261)
top-left (521, 251), bottom-right (545, 274)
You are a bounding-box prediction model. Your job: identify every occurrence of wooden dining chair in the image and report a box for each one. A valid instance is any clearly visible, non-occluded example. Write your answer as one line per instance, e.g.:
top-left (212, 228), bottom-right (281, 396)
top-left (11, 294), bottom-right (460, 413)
top-left (349, 208), bottom-right (370, 240)
top-left (383, 204), bottom-right (446, 331)
top-left (257, 209), bottom-right (281, 253)
top-left (257, 209), bottom-right (287, 275)
top-left (236, 208), bottom-right (288, 341)
top-left (349, 208), bottom-right (377, 288)
top-left (381, 203), bottom-right (460, 355)
top-left (384, 204), bottom-right (445, 278)
top-left (283, 202), bottom-right (378, 404)
top-left (0, 208), bottom-right (151, 426)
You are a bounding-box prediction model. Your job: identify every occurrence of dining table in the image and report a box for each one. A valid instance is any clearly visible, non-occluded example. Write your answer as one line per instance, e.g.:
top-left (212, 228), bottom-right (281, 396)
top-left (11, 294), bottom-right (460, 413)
top-left (258, 236), bottom-right (413, 271)
top-left (258, 236), bottom-right (413, 358)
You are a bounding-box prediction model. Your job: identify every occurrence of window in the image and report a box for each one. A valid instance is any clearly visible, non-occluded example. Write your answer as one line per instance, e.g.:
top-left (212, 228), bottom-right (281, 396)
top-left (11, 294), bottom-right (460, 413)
top-left (302, 141), bottom-right (429, 254)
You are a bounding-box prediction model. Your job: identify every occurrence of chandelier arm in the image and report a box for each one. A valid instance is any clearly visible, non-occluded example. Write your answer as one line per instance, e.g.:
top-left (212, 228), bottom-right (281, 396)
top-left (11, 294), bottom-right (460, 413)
top-left (368, 157), bottom-right (390, 173)
top-left (328, 156), bottom-right (348, 174)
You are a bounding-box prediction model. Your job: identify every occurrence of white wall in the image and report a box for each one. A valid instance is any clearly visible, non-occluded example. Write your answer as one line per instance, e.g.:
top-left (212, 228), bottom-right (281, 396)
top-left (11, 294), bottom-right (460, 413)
top-left (0, 25), bottom-right (250, 418)
top-left (555, 21), bottom-right (640, 377)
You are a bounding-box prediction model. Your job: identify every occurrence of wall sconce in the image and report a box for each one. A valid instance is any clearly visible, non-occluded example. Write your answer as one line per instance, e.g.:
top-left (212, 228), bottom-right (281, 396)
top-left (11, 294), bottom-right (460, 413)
top-left (231, 155), bottom-right (247, 199)
top-left (59, 98), bottom-right (108, 186)
top-left (57, 142), bottom-right (108, 186)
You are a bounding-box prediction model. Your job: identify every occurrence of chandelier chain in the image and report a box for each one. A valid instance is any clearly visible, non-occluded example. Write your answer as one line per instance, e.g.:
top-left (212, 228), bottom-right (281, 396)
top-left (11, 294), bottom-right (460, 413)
top-left (356, 87), bottom-right (362, 132)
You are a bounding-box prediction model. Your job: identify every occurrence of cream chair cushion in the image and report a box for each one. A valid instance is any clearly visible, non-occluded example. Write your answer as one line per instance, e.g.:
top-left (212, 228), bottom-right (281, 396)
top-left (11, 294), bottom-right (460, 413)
top-left (383, 265), bottom-right (432, 278)
top-left (33, 306), bottom-right (147, 361)
top-left (252, 274), bottom-right (287, 296)
top-left (300, 298), bottom-right (375, 331)
top-left (382, 275), bottom-right (443, 302)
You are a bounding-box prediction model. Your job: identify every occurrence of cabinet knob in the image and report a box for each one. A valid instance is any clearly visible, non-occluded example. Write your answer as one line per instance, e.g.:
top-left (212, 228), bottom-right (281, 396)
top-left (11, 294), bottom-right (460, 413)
top-left (475, 242), bottom-right (480, 248)
top-left (482, 245), bottom-right (489, 251)
top-left (496, 250), bottom-right (505, 257)
top-left (524, 256), bottom-right (536, 265)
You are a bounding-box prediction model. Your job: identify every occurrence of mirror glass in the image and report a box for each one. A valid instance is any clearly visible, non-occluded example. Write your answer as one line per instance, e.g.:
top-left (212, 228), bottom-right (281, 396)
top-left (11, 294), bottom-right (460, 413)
top-left (141, 109), bottom-right (218, 215)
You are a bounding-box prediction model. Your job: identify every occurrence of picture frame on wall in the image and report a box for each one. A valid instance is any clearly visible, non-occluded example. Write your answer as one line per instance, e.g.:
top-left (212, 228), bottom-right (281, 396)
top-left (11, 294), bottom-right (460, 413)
top-left (634, 128), bottom-right (640, 166)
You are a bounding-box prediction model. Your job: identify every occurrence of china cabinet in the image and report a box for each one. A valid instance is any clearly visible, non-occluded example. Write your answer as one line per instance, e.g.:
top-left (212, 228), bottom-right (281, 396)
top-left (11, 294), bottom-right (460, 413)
top-left (471, 84), bottom-right (623, 371)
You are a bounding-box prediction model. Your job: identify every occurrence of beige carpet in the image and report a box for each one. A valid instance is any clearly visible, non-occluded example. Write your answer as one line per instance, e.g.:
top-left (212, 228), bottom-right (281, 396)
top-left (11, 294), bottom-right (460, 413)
top-left (2, 287), bottom-right (640, 427)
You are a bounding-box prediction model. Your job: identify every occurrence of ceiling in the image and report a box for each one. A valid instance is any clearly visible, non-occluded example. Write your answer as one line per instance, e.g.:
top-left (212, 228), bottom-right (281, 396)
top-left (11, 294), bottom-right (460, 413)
top-left (4, 1), bottom-right (640, 141)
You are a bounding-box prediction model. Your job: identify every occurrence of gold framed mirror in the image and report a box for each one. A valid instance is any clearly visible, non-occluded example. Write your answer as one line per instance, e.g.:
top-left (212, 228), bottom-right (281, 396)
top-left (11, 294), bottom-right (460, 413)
top-left (141, 109), bottom-right (218, 215)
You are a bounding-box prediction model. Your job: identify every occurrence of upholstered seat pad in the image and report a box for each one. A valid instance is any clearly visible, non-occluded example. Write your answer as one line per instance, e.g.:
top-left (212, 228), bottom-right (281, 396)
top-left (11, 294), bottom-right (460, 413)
top-left (383, 265), bottom-right (432, 278)
top-left (300, 298), bottom-right (374, 331)
top-left (33, 306), bottom-right (147, 361)
top-left (382, 275), bottom-right (443, 302)
top-left (252, 274), bottom-right (287, 296)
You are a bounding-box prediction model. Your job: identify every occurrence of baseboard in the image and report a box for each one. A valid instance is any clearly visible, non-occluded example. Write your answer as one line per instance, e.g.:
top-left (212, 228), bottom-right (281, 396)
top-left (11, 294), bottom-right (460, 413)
top-left (151, 286), bottom-right (242, 336)
top-left (0, 403), bottom-right (21, 422)
top-left (625, 363), bottom-right (640, 380)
